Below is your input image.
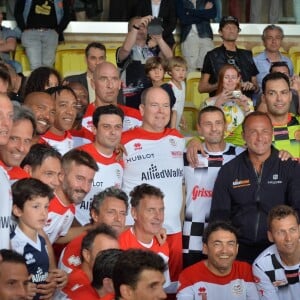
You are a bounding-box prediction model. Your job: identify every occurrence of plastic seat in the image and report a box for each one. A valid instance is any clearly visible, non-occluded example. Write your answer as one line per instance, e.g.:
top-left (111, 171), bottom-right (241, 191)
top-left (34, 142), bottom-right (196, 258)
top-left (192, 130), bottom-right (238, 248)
top-left (186, 72), bottom-right (209, 109)
top-left (252, 45), bottom-right (288, 57)
top-left (289, 46), bottom-right (300, 74)
top-left (59, 52), bottom-right (86, 78)
top-left (181, 105), bottom-right (199, 136)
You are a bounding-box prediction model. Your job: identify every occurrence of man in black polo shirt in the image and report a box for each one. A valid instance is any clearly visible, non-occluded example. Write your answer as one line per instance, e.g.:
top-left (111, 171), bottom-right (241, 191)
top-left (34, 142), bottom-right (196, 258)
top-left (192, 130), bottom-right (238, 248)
top-left (198, 16), bottom-right (259, 98)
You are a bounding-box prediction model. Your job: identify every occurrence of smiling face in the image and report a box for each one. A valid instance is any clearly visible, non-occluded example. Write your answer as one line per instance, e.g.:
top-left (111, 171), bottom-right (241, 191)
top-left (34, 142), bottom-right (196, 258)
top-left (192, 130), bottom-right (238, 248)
top-left (222, 68), bottom-right (240, 92)
top-left (203, 229), bottom-right (238, 276)
top-left (61, 161), bottom-right (96, 205)
top-left (268, 215), bottom-right (300, 258)
top-left (52, 89), bottom-right (77, 133)
top-left (24, 92), bottom-right (56, 135)
top-left (0, 94), bottom-right (13, 146)
top-left (91, 197), bottom-right (127, 235)
top-left (93, 113), bottom-right (123, 155)
top-left (132, 195), bottom-right (164, 243)
top-left (262, 78), bottom-right (292, 117)
top-left (0, 119), bottom-right (34, 167)
top-left (197, 110), bottom-right (226, 146)
top-left (140, 88), bottom-right (170, 133)
top-left (28, 156), bottom-right (62, 190)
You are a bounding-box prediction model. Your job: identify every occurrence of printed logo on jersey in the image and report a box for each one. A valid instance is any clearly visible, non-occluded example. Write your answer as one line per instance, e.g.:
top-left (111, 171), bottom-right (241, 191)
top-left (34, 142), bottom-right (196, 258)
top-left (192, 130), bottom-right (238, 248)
top-left (232, 282), bottom-right (243, 296)
top-left (134, 142), bottom-right (142, 151)
top-left (198, 287), bottom-right (207, 300)
top-left (141, 164), bottom-right (183, 181)
top-left (126, 153), bottom-right (155, 163)
top-left (192, 186), bottom-right (213, 200)
top-left (232, 179), bottom-right (250, 188)
top-left (267, 174), bottom-right (282, 185)
top-left (68, 255), bottom-right (81, 267)
top-left (25, 252), bottom-right (36, 265)
top-left (0, 215), bottom-right (10, 229)
top-left (169, 138), bottom-right (177, 147)
top-left (32, 267), bottom-right (48, 283)
top-left (86, 120), bottom-right (93, 131)
top-left (171, 151), bottom-right (183, 158)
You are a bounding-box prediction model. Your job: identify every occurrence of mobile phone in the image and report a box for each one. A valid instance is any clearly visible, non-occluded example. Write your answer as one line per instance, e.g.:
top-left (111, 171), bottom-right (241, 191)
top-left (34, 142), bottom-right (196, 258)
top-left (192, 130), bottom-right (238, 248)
top-left (232, 90), bottom-right (241, 98)
top-left (148, 17), bottom-right (163, 35)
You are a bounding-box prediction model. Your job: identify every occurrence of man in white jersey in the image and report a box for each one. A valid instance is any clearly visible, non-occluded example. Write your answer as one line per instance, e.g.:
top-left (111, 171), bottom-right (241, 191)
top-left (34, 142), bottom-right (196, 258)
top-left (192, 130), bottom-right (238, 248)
top-left (121, 86), bottom-right (185, 291)
top-left (0, 92), bottom-right (13, 249)
top-left (177, 221), bottom-right (259, 300)
top-left (183, 106), bottom-right (244, 268)
top-left (76, 104), bottom-right (124, 225)
top-left (253, 205), bottom-right (300, 300)
top-left (44, 148), bottom-right (98, 244)
top-left (82, 62), bottom-right (142, 133)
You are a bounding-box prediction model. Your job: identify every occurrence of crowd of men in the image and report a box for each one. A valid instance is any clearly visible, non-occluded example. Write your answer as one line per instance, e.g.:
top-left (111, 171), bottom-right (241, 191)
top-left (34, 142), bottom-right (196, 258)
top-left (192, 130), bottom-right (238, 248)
top-left (0, 4), bottom-right (299, 300)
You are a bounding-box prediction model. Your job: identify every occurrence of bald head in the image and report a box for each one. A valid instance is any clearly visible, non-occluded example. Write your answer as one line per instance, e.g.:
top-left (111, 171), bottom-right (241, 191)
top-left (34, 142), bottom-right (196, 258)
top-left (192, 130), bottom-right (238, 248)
top-left (92, 62), bottom-right (121, 106)
top-left (24, 92), bottom-right (56, 135)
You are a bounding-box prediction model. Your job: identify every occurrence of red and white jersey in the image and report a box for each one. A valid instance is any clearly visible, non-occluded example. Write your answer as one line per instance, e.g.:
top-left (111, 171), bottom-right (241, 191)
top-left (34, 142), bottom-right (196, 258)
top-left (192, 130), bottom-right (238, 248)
top-left (43, 195), bottom-right (75, 243)
top-left (82, 103), bottom-right (142, 133)
top-left (58, 231), bottom-right (87, 273)
top-left (75, 143), bottom-right (124, 225)
top-left (40, 130), bottom-right (74, 155)
top-left (121, 127), bottom-right (185, 234)
top-left (71, 284), bottom-right (102, 300)
top-left (119, 228), bottom-right (172, 290)
top-left (59, 268), bottom-right (90, 300)
top-left (70, 127), bottom-right (94, 148)
top-left (253, 244), bottom-right (300, 300)
top-left (177, 260), bottom-right (259, 300)
top-left (0, 161), bottom-right (12, 249)
top-left (7, 166), bottom-right (30, 185)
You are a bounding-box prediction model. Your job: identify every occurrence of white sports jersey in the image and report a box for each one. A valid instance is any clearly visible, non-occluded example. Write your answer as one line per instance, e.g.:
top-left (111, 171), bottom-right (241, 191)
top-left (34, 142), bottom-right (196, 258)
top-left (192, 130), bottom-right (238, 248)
top-left (122, 127), bottom-right (185, 234)
top-left (75, 143), bottom-right (124, 225)
top-left (82, 103), bottom-right (142, 133)
top-left (177, 260), bottom-right (259, 300)
top-left (40, 130), bottom-right (74, 155)
top-left (0, 162), bottom-right (12, 249)
top-left (253, 244), bottom-right (300, 300)
top-left (183, 144), bottom-right (244, 256)
top-left (44, 195), bottom-right (75, 243)
top-left (169, 80), bottom-right (186, 129)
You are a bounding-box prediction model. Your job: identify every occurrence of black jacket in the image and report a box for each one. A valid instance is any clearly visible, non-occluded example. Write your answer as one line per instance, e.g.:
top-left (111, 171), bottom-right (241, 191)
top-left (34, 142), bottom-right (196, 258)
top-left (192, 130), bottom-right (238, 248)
top-left (210, 147), bottom-right (300, 247)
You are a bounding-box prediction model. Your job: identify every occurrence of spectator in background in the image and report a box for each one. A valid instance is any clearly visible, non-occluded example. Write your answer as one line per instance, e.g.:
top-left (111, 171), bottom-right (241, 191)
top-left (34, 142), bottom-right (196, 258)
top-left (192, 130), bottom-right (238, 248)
top-left (135, 0), bottom-right (177, 49)
top-left (117, 15), bottom-right (173, 109)
top-left (14, 0), bottom-right (71, 70)
top-left (254, 25), bottom-right (293, 96)
top-left (23, 66), bottom-right (61, 98)
top-left (203, 64), bottom-right (254, 136)
top-left (250, 0), bottom-right (281, 23)
top-left (0, 11), bottom-right (22, 73)
top-left (176, 0), bottom-right (216, 72)
top-left (198, 16), bottom-right (259, 98)
top-left (0, 62), bottom-right (12, 93)
top-left (64, 42), bottom-right (107, 103)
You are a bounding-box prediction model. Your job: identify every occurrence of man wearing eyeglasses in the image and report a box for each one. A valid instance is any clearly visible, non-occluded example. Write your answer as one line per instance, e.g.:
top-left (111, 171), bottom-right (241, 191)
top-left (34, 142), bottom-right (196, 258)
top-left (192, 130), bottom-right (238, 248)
top-left (198, 16), bottom-right (259, 98)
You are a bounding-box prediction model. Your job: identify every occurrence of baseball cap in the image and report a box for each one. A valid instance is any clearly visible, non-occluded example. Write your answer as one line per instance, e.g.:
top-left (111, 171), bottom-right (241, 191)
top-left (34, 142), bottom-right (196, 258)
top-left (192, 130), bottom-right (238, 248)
top-left (219, 16), bottom-right (240, 31)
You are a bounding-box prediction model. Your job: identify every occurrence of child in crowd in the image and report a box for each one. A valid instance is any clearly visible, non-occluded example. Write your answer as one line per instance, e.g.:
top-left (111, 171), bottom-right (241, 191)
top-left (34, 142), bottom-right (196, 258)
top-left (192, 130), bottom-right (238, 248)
top-left (10, 178), bottom-right (66, 300)
top-left (167, 56), bottom-right (187, 130)
top-left (144, 56), bottom-right (176, 127)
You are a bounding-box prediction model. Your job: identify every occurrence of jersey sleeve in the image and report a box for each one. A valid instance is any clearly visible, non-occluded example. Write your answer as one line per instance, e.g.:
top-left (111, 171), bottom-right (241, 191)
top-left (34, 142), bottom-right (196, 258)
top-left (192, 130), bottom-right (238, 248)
top-left (252, 262), bottom-right (280, 300)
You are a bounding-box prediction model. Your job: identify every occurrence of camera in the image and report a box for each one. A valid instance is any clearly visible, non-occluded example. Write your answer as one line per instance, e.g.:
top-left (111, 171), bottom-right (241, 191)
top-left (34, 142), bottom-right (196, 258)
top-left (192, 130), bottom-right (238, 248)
top-left (232, 90), bottom-right (241, 99)
top-left (148, 17), bottom-right (163, 35)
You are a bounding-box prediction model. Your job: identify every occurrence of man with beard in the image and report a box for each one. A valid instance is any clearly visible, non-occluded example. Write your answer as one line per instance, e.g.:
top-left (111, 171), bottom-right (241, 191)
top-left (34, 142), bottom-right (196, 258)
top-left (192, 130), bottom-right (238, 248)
top-left (23, 91), bottom-right (56, 144)
top-left (44, 148), bottom-right (98, 244)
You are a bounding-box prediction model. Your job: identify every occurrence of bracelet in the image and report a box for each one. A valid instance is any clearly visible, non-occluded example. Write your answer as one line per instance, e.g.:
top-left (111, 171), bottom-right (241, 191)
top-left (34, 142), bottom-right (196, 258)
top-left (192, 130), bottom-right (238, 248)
top-left (133, 24), bottom-right (140, 30)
